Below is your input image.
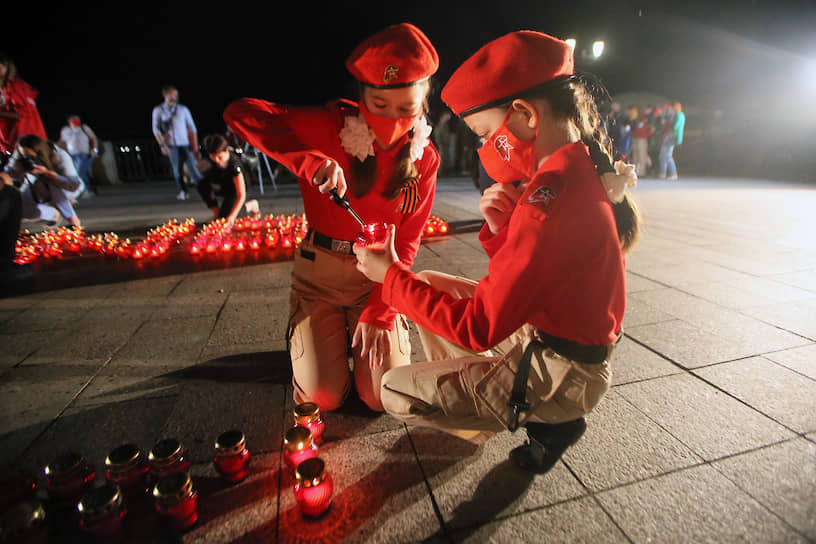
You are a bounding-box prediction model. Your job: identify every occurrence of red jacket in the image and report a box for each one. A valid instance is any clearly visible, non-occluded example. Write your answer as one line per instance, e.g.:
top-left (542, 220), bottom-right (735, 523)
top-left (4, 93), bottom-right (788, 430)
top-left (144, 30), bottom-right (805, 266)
top-left (382, 142), bottom-right (625, 351)
top-left (0, 78), bottom-right (47, 154)
top-left (224, 98), bottom-right (439, 329)
top-left (632, 114), bottom-right (653, 139)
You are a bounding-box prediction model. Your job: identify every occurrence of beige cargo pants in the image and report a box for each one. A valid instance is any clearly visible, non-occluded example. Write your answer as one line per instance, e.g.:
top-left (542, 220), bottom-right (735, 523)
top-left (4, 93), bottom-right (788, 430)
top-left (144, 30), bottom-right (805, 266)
top-left (380, 271), bottom-right (612, 443)
top-left (288, 237), bottom-right (412, 412)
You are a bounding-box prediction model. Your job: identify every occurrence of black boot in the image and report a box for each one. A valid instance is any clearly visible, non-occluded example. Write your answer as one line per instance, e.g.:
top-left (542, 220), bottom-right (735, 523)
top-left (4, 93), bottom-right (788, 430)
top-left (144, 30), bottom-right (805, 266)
top-left (509, 418), bottom-right (587, 474)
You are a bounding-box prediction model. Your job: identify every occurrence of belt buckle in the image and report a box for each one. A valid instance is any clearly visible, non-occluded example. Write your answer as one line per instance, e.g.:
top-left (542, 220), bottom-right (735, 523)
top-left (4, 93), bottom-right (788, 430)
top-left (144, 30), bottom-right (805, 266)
top-left (331, 239), bottom-right (352, 254)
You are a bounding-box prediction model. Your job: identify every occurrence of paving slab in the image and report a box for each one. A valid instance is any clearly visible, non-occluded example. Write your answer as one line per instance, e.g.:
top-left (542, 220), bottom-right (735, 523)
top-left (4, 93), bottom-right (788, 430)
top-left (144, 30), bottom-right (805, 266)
top-left (563, 391), bottom-right (702, 492)
top-left (616, 373), bottom-right (795, 461)
top-left (763, 343), bottom-right (816, 380)
top-left (450, 496), bottom-right (629, 544)
top-left (712, 438), bottom-right (816, 541)
top-left (111, 315), bottom-right (215, 367)
top-left (411, 428), bottom-right (586, 531)
top-left (596, 464), bottom-right (808, 543)
top-left (610, 336), bottom-right (681, 386)
top-left (694, 357), bottom-right (816, 433)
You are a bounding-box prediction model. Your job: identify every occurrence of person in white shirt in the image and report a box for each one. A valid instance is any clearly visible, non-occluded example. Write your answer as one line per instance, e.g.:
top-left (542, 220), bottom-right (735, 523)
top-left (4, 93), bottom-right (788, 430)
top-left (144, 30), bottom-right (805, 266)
top-left (58, 114), bottom-right (98, 196)
top-left (151, 85), bottom-right (202, 200)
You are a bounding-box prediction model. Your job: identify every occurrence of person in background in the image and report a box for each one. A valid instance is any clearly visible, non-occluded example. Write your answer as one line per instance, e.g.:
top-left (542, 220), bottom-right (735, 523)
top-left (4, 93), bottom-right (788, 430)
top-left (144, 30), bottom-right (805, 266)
top-left (631, 107), bottom-right (653, 176)
top-left (658, 102), bottom-right (685, 180)
top-left (0, 54), bottom-right (47, 156)
top-left (224, 23), bottom-right (440, 413)
top-left (151, 85), bottom-right (201, 200)
top-left (355, 30), bottom-right (641, 473)
top-left (197, 134), bottom-right (246, 225)
top-left (0, 171), bottom-right (30, 284)
top-left (4, 134), bottom-right (83, 227)
top-left (58, 114), bottom-right (99, 196)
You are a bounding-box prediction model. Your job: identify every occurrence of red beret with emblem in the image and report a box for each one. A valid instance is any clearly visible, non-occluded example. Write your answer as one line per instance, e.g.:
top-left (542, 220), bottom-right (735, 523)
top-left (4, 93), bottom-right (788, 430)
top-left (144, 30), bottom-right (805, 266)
top-left (442, 31), bottom-right (574, 116)
top-left (346, 23), bottom-right (439, 88)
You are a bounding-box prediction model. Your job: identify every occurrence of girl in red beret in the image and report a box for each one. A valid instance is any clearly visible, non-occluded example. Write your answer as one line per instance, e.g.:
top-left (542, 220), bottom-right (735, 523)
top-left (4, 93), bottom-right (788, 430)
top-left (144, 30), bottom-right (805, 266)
top-left (224, 23), bottom-right (440, 413)
top-left (355, 30), bottom-right (641, 472)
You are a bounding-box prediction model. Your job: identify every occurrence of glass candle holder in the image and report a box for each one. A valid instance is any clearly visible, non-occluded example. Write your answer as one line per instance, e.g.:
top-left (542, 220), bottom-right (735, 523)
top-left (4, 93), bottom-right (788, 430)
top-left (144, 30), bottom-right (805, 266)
top-left (105, 443), bottom-right (149, 497)
top-left (213, 430), bottom-right (251, 483)
top-left (153, 471), bottom-right (198, 532)
top-left (283, 427), bottom-right (318, 473)
top-left (0, 469), bottom-right (38, 511)
top-left (0, 499), bottom-right (49, 543)
top-left (77, 483), bottom-right (127, 540)
top-left (44, 452), bottom-right (96, 506)
top-left (293, 402), bottom-right (325, 445)
top-left (356, 222), bottom-right (388, 249)
top-left (294, 458), bottom-right (334, 517)
top-left (147, 439), bottom-right (191, 482)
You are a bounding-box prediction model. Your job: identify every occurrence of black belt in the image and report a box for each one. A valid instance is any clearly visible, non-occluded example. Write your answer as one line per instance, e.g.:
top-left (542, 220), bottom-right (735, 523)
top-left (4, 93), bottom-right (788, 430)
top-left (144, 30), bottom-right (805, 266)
top-left (507, 331), bottom-right (618, 432)
top-left (310, 230), bottom-right (355, 255)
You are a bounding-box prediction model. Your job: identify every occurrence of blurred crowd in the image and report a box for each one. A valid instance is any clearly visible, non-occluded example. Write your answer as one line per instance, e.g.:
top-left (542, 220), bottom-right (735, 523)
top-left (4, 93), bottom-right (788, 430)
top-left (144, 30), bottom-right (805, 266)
top-left (604, 101), bottom-right (686, 180)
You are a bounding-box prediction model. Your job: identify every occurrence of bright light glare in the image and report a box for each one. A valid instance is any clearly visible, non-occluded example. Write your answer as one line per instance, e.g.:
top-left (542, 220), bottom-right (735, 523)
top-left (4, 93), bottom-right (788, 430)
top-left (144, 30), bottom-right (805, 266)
top-left (592, 41), bottom-right (605, 59)
top-left (565, 38), bottom-right (576, 51)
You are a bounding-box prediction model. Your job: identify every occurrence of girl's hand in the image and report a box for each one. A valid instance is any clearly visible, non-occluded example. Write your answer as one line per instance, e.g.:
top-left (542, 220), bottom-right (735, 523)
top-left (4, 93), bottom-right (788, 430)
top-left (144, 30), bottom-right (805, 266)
top-left (312, 159), bottom-right (348, 198)
top-left (31, 165), bottom-right (56, 180)
top-left (354, 224), bottom-right (398, 284)
top-left (352, 321), bottom-right (393, 370)
top-left (478, 182), bottom-right (525, 234)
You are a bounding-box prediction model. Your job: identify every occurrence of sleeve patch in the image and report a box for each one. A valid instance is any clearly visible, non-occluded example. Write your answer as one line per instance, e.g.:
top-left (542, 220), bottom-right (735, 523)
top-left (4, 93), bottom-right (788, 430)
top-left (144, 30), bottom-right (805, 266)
top-left (525, 185), bottom-right (558, 211)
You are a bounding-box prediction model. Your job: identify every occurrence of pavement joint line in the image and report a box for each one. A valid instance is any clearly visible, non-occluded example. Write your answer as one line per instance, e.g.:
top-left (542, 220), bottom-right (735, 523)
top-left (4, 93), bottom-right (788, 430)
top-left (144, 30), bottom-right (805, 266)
top-left (164, 276), bottom-right (186, 297)
top-left (691, 353), bottom-right (816, 384)
top-left (404, 423), bottom-right (453, 544)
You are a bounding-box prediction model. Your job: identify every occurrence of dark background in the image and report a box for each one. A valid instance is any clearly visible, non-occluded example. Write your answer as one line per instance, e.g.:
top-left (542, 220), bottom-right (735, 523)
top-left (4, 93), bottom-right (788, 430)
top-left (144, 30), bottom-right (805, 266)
top-left (4, 0), bottom-right (816, 179)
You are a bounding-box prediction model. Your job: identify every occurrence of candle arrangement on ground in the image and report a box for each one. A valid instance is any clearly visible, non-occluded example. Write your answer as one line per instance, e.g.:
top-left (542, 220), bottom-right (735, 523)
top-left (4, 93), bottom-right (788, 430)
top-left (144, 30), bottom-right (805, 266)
top-left (13, 214), bottom-right (449, 268)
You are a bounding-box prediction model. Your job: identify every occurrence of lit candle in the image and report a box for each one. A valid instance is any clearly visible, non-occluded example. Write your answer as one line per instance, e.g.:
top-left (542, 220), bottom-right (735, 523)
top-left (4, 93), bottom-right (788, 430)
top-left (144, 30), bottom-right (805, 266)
top-left (293, 402), bottom-right (325, 445)
top-left (213, 430), bottom-right (251, 483)
top-left (77, 482), bottom-right (127, 540)
top-left (153, 471), bottom-right (198, 532)
top-left (293, 457), bottom-right (333, 517)
top-left (283, 426), bottom-right (318, 472)
top-left (356, 222), bottom-right (388, 248)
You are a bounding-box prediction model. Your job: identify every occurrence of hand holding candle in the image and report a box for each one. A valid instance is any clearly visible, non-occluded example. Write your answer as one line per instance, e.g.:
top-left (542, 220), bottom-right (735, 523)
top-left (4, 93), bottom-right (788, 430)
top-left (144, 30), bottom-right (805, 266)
top-left (354, 224), bottom-right (398, 284)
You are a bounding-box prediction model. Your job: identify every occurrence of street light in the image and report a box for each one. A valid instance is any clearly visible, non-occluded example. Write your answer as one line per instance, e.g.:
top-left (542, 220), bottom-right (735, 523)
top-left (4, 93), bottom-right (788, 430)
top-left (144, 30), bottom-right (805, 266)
top-left (592, 40), bottom-right (605, 59)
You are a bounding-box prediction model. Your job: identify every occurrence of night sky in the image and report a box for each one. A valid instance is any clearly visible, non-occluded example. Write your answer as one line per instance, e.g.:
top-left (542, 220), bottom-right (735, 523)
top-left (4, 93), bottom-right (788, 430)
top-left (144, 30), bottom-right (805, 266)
top-left (4, 0), bottom-right (815, 141)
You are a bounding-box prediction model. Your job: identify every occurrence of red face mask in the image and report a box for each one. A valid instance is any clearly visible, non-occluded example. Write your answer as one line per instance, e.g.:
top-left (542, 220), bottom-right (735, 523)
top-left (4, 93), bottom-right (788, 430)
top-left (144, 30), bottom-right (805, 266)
top-left (359, 101), bottom-right (418, 147)
top-left (69, 119), bottom-right (81, 128)
top-left (477, 108), bottom-right (537, 183)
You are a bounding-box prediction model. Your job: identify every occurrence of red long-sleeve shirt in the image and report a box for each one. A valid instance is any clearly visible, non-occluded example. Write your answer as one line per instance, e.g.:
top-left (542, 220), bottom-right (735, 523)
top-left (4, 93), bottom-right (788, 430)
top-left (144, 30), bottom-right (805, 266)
top-left (224, 98), bottom-right (439, 329)
top-left (0, 78), bottom-right (47, 154)
top-left (382, 142), bottom-right (625, 351)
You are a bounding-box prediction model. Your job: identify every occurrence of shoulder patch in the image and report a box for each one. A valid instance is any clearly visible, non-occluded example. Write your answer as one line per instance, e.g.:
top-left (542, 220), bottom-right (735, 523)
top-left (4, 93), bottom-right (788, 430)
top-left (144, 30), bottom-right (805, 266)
top-left (525, 185), bottom-right (558, 211)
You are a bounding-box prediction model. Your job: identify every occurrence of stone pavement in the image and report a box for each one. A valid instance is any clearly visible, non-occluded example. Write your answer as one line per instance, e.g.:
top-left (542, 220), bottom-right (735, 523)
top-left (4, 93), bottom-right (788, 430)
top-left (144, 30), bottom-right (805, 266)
top-left (1, 177), bottom-right (814, 543)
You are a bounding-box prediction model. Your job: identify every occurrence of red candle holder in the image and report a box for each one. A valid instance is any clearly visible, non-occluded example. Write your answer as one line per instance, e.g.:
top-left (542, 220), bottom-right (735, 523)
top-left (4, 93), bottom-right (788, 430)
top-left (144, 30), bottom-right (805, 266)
top-left (356, 222), bottom-right (388, 249)
top-left (153, 471), bottom-right (198, 532)
top-left (44, 452), bottom-right (96, 506)
top-left (77, 483), bottom-right (127, 540)
top-left (105, 443), bottom-right (149, 497)
top-left (0, 500), bottom-right (49, 542)
top-left (294, 458), bottom-right (333, 517)
top-left (147, 439), bottom-right (191, 483)
top-left (283, 427), bottom-right (318, 473)
top-left (293, 402), bottom-right (325, 445)
top-left (213, 430), bottom-right (251, 483)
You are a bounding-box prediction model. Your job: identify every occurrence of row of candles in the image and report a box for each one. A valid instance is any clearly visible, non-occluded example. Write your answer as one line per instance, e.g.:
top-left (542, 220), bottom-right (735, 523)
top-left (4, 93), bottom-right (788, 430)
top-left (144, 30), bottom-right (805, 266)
top-left (0, 403), bottom-right (331, 540)
top-left (13, 214), bottom-right (450, 266)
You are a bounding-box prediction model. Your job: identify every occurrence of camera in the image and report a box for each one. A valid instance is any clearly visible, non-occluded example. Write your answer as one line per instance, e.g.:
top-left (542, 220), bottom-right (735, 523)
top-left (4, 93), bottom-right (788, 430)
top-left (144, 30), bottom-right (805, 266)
top-left (19, 155), bottom-right (43, 173)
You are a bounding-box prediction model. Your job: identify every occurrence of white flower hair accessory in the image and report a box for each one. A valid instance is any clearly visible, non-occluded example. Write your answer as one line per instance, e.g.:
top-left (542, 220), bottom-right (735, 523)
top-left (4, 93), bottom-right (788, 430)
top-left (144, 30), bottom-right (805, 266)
top-left (339, 113), bottom-right (376, 162)
top-left (409, 115), bottom-right (433, 162)
top-left (600, 160), bottom-right (638, 203)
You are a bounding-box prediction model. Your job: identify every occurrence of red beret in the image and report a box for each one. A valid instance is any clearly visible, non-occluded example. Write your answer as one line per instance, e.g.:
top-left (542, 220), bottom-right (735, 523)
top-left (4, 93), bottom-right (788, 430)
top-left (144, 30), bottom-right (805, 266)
top-left (346, 23), bottom-right (439, 88)
top-left (442, 31), bottom-right (574, 116)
